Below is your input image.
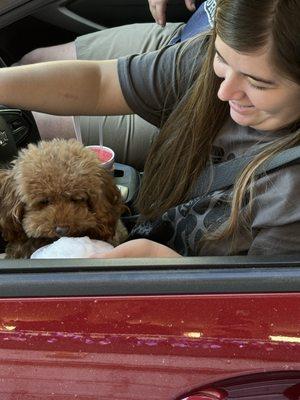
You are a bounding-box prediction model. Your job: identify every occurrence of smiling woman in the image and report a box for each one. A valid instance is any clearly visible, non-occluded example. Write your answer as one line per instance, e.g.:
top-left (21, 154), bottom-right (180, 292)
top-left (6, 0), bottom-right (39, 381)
top-left (0, 0), bottom-right (299, 258)
top-left (131, 0), bottom-right (300, 256)
top-left (213, 36), bottom-right (300, 131)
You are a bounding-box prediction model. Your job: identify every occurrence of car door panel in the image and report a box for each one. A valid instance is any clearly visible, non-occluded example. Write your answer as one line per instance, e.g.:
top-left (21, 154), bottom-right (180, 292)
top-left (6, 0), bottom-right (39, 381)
top-left (0, 258), bottom-right (299, 399)
top-left (0, 293), bottom-right (299, 398)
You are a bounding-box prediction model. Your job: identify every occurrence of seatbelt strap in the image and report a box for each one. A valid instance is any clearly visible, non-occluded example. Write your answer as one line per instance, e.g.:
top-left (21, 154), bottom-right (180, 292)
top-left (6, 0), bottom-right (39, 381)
top-left (191, 145), bottom-right (300, 198)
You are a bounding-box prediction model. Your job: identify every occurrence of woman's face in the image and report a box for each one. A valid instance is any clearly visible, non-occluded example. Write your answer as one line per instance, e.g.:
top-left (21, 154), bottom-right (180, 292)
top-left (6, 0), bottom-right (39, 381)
top-left (213, 36), bottom-right (300, 131)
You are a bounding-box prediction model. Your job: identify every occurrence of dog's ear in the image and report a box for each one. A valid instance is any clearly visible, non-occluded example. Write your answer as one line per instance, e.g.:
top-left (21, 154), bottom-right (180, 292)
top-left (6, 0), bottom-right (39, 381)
top-left (90, 171), bottom-right (126, 241)
top-left (0, 169), bottom-right (26, 242)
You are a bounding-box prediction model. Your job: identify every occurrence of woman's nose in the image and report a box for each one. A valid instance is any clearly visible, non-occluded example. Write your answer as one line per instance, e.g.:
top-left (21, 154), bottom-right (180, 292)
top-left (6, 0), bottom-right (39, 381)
top-left (217, 73), bottom-right (244, 102)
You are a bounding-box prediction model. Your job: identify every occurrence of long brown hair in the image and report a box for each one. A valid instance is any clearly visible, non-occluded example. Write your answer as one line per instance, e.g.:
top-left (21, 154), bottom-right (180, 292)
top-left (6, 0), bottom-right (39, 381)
top-left (137, 0), bottom-right (300, 244)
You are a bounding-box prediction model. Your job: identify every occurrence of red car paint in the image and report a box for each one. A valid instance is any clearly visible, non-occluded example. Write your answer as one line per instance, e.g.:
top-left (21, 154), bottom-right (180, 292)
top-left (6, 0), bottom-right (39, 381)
top-left (0, 293), bottom-right (299, 399)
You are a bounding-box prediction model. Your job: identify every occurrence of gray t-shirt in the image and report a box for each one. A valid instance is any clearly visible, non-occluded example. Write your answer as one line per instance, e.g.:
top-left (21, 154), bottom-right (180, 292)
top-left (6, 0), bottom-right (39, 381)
top-left (117, 38), bottom-right (300, 256)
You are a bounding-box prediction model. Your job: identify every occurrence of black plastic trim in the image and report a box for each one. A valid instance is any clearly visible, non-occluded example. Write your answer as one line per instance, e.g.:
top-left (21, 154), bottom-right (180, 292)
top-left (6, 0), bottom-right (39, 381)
top-left (0, 256), bottom-right (299, 297)
top-left (179, 371), bottom-right (300, 400)
top-left (0, 0), bottom-right (57, 29)
top-left (1, 254), bottom-right (300, 272)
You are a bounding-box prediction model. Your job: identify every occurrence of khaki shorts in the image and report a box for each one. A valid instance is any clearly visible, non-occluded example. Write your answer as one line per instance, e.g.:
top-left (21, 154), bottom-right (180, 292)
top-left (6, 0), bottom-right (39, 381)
top-left (75, 22), bottom-right (184, 170)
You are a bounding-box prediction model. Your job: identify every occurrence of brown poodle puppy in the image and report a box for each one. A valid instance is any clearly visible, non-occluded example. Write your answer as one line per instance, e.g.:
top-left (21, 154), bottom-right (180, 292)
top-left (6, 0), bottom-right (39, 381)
top-left (0, 139), bottom-right (128, 258)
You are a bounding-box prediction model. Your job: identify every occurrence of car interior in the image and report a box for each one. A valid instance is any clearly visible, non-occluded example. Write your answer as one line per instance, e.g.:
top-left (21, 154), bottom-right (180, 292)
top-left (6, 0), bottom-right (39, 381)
top-left (0, 0), bottom-right (299, 269)
top-left (0, 0), bottom-right (193, 65)
top-left (0, 0), bottom-right (198, 257)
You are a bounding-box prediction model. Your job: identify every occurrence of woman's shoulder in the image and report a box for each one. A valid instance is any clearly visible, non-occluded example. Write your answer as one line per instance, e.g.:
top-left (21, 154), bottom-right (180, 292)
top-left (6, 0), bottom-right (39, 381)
top-left (117, 34), bottom-right (207, 127)
top-left (252, 161), bottom-right (300, 228)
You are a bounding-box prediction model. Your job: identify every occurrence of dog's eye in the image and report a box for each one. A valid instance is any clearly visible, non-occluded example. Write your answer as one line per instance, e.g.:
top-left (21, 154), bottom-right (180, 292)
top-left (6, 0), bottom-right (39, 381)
top-left (71, 196), bottom-right (86, 203)
top-left (37, 198), bottom-right (50, 206)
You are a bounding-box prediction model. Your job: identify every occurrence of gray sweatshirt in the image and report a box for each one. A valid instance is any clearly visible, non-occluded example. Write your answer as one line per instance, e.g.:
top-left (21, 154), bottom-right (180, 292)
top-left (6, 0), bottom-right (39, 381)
top-left (117, 38), bottom-right (300, 256)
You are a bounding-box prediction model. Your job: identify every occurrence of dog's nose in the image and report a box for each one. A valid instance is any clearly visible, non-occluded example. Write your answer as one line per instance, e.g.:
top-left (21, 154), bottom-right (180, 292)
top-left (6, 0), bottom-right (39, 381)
top-left (55, 226), bottom-right (70, 236)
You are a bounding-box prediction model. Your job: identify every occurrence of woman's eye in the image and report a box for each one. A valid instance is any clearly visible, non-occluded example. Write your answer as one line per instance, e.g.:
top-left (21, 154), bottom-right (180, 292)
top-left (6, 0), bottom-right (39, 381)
top-left (248, 81), bottom-right (268, 91)
top-left (215, 53), bottom-right (224, 63)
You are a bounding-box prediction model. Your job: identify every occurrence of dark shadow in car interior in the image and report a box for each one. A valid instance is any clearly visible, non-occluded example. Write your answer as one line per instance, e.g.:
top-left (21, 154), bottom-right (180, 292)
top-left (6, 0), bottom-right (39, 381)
top-left (0, 0), bottom-right (201, 65)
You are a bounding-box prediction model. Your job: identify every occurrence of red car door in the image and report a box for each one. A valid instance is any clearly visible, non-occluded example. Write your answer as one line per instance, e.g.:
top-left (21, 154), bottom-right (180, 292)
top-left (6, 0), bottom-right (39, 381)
top-left (0, 256), bottom-right (299, 399)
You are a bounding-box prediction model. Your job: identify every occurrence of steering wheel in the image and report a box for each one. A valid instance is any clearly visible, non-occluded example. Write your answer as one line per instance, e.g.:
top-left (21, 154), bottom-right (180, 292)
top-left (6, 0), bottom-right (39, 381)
top-left (0, 106), bottom-right (41, 167)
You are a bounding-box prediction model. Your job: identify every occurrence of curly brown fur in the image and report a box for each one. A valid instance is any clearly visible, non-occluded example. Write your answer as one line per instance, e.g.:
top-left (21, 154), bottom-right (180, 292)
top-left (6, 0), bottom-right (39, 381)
top-left (0, 139), bottom-right (127, 258)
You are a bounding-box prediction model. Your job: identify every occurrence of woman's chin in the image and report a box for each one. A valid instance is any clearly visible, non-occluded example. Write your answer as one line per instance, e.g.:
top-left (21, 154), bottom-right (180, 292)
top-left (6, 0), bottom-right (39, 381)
top-left (230, 107), bottom-right (265, 128)
top-left (230, 108), bottom-right (253, 126)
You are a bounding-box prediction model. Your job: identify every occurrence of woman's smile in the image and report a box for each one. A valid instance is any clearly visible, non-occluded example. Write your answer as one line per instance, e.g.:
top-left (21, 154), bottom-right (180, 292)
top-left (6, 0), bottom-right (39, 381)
top-left (229, 101), bottom-right (255, 114)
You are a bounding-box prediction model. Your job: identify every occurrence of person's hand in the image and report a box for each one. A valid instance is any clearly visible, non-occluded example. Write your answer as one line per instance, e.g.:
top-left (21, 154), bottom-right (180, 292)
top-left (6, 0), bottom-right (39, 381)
top-left (148, 0), bottom-right (196, 27)
top-left (91, 238), bottom-right (181, 258)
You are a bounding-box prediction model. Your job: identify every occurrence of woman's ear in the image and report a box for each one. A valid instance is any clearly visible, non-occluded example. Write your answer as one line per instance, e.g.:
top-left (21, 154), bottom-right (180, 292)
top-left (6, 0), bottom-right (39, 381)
top-left (0, 169), bottom-right (25, 242)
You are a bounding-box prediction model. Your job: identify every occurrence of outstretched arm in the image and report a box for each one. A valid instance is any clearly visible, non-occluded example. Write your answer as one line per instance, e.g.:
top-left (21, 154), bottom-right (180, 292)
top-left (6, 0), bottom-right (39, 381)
top-left (91, 239), bottom-right (181, 258)
top-left (0, 59), bottom-right (132, 116)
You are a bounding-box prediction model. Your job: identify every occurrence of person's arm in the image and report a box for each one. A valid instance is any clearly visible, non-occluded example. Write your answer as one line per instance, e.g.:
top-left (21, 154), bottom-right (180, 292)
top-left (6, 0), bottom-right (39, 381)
top-left (148, 0), bottom-right (196, 26)
top-left (0, 59), bottom-right (133, 116)
top-left (91, 239), bottom-right (181, 258)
